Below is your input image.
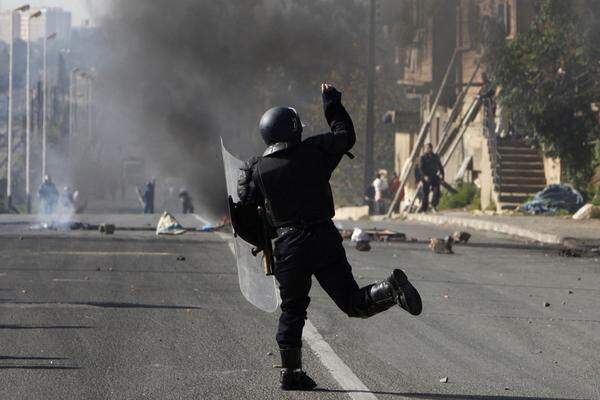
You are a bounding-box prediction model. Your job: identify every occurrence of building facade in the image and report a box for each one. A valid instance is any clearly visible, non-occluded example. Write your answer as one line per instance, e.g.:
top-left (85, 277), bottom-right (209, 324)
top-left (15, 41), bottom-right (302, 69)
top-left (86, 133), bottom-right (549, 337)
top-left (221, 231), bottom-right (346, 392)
top-left (393, 0), bottom-right (565, 211)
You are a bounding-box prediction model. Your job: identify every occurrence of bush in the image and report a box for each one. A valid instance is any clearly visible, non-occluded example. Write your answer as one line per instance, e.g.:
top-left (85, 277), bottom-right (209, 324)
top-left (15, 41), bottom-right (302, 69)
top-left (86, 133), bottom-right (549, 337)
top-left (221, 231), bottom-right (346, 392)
top-left (438, 180), bottom-right (480, 210)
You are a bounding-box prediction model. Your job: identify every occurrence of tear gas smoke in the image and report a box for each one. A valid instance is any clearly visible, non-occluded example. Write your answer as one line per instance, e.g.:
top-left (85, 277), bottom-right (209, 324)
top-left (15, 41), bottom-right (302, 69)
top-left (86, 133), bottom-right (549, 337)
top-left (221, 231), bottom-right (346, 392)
top-left (96, 0), bottom-right (367, 218)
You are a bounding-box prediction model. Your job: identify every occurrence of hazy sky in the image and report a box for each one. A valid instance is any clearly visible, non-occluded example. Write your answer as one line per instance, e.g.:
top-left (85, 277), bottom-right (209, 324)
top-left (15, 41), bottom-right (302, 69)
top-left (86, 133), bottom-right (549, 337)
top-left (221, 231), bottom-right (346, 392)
top-left (1, 0), bottom-right (108, 26)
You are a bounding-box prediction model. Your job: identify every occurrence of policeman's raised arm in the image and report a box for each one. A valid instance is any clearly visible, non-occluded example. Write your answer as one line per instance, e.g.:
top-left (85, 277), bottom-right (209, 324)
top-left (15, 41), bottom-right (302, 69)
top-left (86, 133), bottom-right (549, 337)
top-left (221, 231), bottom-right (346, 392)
top-left (322, 84), bottom-right (356, 153)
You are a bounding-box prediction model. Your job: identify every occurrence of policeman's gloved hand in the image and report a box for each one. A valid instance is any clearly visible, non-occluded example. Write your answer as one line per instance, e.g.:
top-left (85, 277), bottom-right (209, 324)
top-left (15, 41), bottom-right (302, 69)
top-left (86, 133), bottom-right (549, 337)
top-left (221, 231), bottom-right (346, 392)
top-left (321, 83), bottom-right (342, 104)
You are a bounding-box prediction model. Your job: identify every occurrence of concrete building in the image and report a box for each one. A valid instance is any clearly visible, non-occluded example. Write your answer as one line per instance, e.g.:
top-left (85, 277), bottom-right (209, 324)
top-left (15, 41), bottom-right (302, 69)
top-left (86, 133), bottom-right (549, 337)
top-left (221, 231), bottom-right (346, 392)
top-left (0, 10), bottom-right (21, 44)
top-left (391, 0), bottom-right (564, 211)
top-left (20, 7), bottom-right (72, 42)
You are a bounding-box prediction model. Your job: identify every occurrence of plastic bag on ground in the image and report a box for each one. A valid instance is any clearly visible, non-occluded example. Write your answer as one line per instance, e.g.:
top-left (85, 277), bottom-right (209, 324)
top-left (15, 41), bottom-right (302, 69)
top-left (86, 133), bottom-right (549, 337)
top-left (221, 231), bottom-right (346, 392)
top-left (156, 212), bottom-right (186, 235)
top-left (522, 184), bottom-right (584, 214)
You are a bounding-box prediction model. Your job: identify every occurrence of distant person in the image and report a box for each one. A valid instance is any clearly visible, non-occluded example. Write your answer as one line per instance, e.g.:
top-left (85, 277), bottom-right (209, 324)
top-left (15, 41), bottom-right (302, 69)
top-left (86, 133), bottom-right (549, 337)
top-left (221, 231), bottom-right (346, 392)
top-left (372, 172), bottom-right (388, 215)
top-left (388, 172), bottom-right (403, 213)
top-left (61, 186), bottom-right (76, 210)
top-left (418, 143), bottom-right (444, 213)
top-left (38, 175), bottom-right (59, 215)
top-left (142, 178), bottom-right (155, 214)
top-left (179, 189), bottom-right (194, 214)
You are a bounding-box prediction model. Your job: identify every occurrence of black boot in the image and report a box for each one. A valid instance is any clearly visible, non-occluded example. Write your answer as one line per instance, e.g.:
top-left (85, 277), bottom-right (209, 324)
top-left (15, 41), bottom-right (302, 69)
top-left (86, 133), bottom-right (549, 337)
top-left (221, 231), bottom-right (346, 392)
top-left (363, 269), bottom-right (422, 317)
top-left (388, 269), bottom-right (422, 316)
top-left (279, 348), bottom-right (317, 391)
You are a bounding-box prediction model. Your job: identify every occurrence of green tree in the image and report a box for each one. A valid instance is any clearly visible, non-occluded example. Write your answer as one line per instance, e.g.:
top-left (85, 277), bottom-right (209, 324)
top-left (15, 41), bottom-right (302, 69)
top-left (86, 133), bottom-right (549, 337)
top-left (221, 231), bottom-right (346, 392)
top-left (483, 0), bottom-right (600, 188)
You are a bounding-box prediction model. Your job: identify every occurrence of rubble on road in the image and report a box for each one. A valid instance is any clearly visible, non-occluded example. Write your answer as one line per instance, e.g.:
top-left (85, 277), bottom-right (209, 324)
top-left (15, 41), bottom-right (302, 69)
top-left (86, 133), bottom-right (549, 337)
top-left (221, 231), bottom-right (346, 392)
top-left (572, 204), bottom-right (600, 220)
top-left (341, 227), bottom-right (407, 242)
top-left (452, 231), bottom-right (471, 244)
top-left (351, 228), bottom-right (371, 252)
top-left (99, 224), bottom-right (116, 235)
top-left (429, 236), bottom-right (454, 254)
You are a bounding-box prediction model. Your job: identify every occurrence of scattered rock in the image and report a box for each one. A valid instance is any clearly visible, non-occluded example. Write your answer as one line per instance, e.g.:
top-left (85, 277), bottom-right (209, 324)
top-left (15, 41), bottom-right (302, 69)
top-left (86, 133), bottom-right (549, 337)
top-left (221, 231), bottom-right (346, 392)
top-left (429, 236), bottom-right (454, 254)
top-left (108, 267), bottom-right (114, 272)
top-left (99, 224), bottom-right (116, 235)
top-left (439, 377), bottom-right (448, 383)
top-left (19, 236), bottom-right (24, 241)
top-left (568, 290), bottom-right (574, 294)
top-left (504, 387), bottom-right (511, 391)
top-left (562, 301), bottom-right (566, 305)
top-left (452, 231), bottom-right (471, 244)
top-left (21, 289), bottom-right (27, 294)
top-left (355, 241), bottom-right (371, 252)
top-left (572, 203), bottom-right (600, 220)
top-left (177, 256), bottom-right (186, 261)
top-left (544, 302), bottom-right (551, 308)
top-left (577, 277), bottom-right (581, 281)
top-left (266, 352), bottom-right (273, 356)
top-left (558, 248), bottom-right (582, 257)
top-left (96, 267), bottom-right (101, 271)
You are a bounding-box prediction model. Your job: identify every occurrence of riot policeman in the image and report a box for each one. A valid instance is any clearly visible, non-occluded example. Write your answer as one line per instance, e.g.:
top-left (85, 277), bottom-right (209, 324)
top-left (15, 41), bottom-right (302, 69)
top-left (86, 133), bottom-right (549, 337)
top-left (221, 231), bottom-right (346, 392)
top-left (237, 84), bottom-right (422, 391)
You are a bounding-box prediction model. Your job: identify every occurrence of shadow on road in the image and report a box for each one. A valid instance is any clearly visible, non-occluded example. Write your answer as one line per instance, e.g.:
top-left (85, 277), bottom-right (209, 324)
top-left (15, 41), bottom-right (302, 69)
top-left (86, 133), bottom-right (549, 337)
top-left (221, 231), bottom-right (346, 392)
top-left (0, 300), bottom-right (202, 310)
top-left (315, 389), bottom-right (583, 400)
top-left (0, 356), bottom-right (69, 360)
top-left (0, 365), bottom-right (80, 370)
top-left (0, 325), bottom-right (94, 330)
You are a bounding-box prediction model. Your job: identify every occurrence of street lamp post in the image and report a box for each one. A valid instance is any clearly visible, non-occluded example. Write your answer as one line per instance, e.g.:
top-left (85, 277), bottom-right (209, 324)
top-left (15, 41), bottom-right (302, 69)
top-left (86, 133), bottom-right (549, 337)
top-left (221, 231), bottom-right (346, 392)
top-left (6, 4), bottom-right (30, 211)
top-left (25, 9), bottom-right (42, 213)
top-left (42, 31), bottom-right (57, 179)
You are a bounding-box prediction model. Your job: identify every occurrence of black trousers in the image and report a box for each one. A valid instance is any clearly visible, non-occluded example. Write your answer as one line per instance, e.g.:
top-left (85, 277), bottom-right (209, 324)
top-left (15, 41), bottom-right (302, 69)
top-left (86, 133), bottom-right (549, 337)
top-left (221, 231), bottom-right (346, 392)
top-left (273, 221), bottom-right (369, 350)
top-left (420, 176), bottom-right (441, 212)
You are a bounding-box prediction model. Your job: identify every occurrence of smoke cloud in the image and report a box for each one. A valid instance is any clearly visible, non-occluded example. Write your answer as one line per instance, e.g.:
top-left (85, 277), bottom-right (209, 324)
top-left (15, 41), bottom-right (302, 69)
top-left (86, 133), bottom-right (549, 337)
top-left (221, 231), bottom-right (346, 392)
top-left (95, 0), bottom-right (368, 218)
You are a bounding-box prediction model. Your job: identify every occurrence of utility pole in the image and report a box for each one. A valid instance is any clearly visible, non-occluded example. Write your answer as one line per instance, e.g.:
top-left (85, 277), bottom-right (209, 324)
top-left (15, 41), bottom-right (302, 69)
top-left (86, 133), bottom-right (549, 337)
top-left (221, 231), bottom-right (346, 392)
top-left (364, 0), bottom-right (376, 193)
top-left (25, 9), bottom-right (42, 213)
top-left (6, 4), bottom-right (30, 211)
top-left (42, 31), bottom-right (57, 178)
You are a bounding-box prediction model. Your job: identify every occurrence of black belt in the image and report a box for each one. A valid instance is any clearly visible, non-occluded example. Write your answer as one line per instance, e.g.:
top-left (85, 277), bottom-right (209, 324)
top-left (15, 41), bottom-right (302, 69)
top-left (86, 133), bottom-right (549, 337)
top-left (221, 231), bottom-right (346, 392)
top-left (275, 220), bottom-right (330, 237)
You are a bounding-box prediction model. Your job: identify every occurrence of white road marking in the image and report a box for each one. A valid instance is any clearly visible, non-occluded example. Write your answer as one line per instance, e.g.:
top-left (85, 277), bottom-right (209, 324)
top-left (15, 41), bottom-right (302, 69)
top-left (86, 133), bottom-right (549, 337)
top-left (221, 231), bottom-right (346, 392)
top-left (304, 319), bottom-right (378, 400)
top-left (192, 214), bottom-right (212, 226)
top-left (52, 278), bottom-right (95, 283)
top-left (210, 215), bottom-right (379, 400)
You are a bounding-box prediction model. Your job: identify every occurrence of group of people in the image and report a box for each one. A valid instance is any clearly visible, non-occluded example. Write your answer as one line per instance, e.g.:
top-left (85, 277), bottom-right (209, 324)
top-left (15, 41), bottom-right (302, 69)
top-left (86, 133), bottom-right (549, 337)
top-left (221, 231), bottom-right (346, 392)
top-left (365, 170), bottom-right (401, 215)
top-left (139, 178), bottom-right (195, 215)
top-left (37, 175), bottom-right (76, 215)
top-left (365, 142), bottom-right (445, 215)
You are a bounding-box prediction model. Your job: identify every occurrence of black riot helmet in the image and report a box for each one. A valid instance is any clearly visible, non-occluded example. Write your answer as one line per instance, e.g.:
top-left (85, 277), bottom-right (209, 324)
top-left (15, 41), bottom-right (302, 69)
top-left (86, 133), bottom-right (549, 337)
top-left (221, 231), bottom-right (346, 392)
top-left (259, 107), bottom-right (303, 145)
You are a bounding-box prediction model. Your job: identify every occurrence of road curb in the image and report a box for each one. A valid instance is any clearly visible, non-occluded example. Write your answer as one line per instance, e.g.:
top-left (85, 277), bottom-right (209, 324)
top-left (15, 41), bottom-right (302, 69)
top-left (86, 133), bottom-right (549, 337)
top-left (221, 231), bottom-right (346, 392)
top-left (406, 213), bottom-right (563, 245)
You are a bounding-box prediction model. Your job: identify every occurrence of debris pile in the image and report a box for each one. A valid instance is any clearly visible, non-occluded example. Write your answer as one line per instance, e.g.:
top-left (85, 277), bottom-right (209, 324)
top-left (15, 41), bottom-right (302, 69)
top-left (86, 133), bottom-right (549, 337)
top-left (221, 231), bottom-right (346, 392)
top-left (522, 184), bottom-right (584, 214)
top-left (429, 236), bottom-right (454, 254)
top-left (452, 231), bottom-right (471, 244)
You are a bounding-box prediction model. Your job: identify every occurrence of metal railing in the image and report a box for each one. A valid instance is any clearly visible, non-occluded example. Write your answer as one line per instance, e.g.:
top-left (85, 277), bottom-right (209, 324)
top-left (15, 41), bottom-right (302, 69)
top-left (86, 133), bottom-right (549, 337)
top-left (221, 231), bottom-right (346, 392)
top-left (482, 98), bottom-right (501, 190)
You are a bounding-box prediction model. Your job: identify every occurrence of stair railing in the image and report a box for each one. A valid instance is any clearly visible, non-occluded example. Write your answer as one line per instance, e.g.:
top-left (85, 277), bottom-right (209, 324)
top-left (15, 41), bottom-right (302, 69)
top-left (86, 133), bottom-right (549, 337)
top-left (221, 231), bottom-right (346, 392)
top-left (482, 98), bottom-right (501, 190)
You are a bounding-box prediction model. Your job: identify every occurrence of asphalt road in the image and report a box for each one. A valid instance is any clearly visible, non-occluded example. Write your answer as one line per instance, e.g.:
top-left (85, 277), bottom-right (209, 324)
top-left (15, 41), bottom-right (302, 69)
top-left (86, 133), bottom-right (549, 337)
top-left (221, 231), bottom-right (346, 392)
top-left (0, 214), bottom-right (598, 400)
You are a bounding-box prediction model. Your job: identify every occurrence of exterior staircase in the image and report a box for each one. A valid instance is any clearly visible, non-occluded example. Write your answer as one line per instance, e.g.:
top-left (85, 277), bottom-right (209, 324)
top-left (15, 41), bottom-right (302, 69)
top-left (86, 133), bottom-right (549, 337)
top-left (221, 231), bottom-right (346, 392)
top-left (494, 138), bottom-right (547, 211)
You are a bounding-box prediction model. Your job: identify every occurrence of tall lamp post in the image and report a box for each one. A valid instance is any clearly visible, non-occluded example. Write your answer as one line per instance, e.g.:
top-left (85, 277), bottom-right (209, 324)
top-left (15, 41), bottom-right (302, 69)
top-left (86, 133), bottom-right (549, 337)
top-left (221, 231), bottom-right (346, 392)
top-left (25, 9), bottom-right (42, 213)
top-left (42, 31), bottom-right (57, 178)
top-left (6, 4), bottom-right (30, 211)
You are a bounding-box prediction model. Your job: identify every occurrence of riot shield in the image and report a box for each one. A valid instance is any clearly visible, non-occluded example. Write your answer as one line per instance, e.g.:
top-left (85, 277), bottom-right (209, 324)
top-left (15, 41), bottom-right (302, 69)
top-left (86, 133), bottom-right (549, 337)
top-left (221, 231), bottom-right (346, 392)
top-left (221, 139), bottom-right (280, 313)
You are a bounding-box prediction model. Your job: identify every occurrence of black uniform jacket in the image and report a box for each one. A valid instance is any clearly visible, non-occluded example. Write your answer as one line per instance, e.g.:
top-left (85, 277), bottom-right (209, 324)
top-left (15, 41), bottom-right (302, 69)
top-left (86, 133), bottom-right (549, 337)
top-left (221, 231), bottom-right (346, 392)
top-left (238, 90), bottom-right (356, 228)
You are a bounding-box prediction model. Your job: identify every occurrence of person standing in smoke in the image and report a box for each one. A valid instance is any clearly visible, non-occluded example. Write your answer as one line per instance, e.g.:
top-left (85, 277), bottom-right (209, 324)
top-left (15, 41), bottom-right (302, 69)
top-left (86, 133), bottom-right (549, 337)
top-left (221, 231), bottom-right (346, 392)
top-left (142, 178), bottom-right (155, 214)
top-left (178, 189), bottom-right (194, 214)
top-left (38, 175), bottom-right (59, 215)
top-left (237, 84), bottom-right (422, 391)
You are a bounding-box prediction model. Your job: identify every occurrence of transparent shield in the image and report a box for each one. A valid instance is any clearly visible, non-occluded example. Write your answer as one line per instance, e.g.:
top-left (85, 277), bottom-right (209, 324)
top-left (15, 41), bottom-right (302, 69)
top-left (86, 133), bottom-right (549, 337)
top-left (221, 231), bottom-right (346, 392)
top-left (221, 139), bottom-right (279, 313)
